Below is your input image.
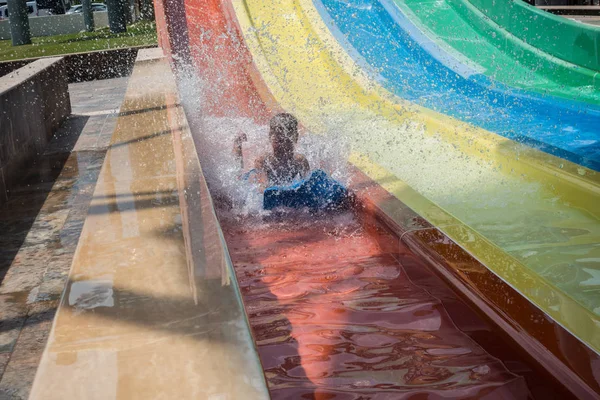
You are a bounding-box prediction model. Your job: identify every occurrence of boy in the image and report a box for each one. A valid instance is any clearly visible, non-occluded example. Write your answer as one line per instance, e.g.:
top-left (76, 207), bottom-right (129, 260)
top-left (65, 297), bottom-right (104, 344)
top-left (235, 113), bottom-right (310, 186)
top-left (234, 113), bottom-right (352, 210)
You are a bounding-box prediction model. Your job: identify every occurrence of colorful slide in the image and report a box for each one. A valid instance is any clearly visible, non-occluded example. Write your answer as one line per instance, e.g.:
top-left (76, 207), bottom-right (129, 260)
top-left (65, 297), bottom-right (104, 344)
top-left (315, 0), bottom-right (600, 170)
top-left (154, 0), bottom-right (600, 396)
top-left (229, 0), bottom-right (599, 353)
top-left (181, 2), bottom-right (542, 398)
top-left (391, 0), bottom-right (600, 105)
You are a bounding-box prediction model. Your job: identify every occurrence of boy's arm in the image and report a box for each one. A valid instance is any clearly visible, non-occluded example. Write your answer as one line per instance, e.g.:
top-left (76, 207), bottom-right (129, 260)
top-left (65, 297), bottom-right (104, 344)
top-left (297, 155), bottom-right (310, 177)
top-left (252, 156), bottom-right (269, 188)
top-left (233, 133), bottom-right (247, 169)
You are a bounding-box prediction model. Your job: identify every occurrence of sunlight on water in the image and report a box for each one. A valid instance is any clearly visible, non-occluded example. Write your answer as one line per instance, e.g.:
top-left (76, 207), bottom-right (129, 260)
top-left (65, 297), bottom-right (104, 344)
top-left (326, 111), bottom-right (600, 324)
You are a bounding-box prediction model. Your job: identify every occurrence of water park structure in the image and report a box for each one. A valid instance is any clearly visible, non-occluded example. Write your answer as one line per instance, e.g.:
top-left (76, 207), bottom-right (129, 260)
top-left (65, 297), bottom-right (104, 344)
top-left (14, 0), bottom-right (600, 398)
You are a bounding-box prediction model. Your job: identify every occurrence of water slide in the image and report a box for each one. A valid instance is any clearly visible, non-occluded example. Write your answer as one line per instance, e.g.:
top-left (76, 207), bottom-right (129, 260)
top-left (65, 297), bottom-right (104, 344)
top-left (157, 0), bottom-right (599, 396)
top-left (228, 0), bottom-right (599, 352)
top-left (391, 0), bottom-right (600, 105)
top-left (182, 2), bottom-right (540, 398)
top-left (316, 0), bottom-right (600, 170)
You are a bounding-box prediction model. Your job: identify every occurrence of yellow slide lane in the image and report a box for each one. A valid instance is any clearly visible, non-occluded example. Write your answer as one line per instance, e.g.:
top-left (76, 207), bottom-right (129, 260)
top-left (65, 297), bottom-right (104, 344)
top-left (230, 0), bottom-right (600, 352)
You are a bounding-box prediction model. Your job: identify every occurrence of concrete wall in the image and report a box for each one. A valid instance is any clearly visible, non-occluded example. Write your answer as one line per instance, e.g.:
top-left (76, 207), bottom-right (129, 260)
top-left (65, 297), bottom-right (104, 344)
top-left (0, 59), bottom-right (28, 77)
top-left (0, 11), bottom-right (108, 40)
top-left (0, 57), bottom-right (71, 203)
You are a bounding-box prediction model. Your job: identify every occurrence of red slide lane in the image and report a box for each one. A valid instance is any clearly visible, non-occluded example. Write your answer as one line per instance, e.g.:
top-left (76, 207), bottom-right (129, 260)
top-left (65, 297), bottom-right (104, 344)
top-left (184, 0), bottom-right (275, 121)
top-left (222, 212), bottom-right (530, 398)
top-left (166, 0), bottom-right (568, 398)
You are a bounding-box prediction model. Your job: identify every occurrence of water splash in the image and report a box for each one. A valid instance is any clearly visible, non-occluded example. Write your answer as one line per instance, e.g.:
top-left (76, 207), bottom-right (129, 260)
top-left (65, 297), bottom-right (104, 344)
top-left (177, 65), bottom-right (351, 216)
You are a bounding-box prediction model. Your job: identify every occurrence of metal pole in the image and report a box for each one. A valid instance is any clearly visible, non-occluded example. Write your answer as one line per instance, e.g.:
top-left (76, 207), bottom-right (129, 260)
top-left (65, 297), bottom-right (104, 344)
top-left (106, 0), bottom-right (126, 33)
top-left (7, 0), bottom-right (31, 46)
top-left (81, 0), bottom-right (94, 32)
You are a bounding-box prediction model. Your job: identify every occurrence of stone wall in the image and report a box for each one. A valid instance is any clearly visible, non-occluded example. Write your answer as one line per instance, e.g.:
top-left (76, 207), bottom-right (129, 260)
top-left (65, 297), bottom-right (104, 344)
top-left (0, 46), bottom-right (156, 81)
top-left (0, 12), bottom-right (109, 40)
top-left (0, 57), bottom-right (71, 203)
top-left (0, 59), bottom-right (28, 77)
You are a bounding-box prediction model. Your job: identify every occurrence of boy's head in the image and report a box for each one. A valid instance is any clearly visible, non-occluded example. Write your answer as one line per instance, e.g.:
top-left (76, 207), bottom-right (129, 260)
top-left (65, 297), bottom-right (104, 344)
top-left (269, 113), bottom-right (298, 156)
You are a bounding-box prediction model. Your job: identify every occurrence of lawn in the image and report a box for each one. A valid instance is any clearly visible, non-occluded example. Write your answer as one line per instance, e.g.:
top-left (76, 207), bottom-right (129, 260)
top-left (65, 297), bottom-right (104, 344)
top-left (0, 20), bottom-right (157, 61)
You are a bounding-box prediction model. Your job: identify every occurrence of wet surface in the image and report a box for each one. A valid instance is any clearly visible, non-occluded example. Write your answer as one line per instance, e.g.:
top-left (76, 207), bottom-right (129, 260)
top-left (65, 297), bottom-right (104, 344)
top-left (29, 53), bottom-right (269, 400)
top-left (231, 0), bottom-right (600, 357)
top-left (0, 77), bottom-right (127, 399)
top-left (348, 166), bottom-right (600, 398)
top-left (220, 212), bottom-right (533, 398)
top-left (316, 0), bottom-right (600, 169)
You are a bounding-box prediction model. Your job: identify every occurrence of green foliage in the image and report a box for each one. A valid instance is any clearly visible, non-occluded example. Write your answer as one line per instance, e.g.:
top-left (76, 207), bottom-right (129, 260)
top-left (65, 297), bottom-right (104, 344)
top-left (0, 20), bottom-right (157, 61)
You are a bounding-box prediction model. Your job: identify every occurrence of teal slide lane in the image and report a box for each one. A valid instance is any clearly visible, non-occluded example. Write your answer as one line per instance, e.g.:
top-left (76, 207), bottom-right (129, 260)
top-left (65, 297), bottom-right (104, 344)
top-left (395, 0), bottom-right (600, 105)
top-left (314, 0), bottom-right (600, 170)
top-left (468, 0), bottom-right (599, 72)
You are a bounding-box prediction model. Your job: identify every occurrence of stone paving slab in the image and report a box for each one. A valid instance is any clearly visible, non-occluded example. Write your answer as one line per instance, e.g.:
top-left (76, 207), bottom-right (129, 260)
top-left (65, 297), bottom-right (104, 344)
top-left (0, 77), bottom-right (128, 400)
top-left (0, 301), bottom-right (58, 400)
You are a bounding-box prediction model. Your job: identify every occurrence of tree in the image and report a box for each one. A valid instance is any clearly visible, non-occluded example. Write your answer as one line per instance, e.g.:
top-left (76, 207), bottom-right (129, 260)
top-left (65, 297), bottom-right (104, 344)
top-left (139, 0), bottom-right (153, 20)
top-left (81, 0), bottom-right (94, 32)
top-left (106, 0), bottom-right (126, 33)
top-left (7, 0), bottom-right (31, 46)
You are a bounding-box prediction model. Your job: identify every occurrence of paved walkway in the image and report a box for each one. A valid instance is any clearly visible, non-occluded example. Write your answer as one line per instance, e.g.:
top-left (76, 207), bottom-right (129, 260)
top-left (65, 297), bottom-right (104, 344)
top-left (0, 77), bottom-right (128, 399)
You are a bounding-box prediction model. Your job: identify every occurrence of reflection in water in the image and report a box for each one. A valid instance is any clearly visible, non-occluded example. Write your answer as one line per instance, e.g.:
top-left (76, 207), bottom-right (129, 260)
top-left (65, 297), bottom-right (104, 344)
top-left (219, 213), bottom-right (529, 398)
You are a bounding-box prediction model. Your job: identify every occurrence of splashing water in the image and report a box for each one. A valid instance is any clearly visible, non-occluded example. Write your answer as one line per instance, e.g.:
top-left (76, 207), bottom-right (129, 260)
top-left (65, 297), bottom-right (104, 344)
top-left (177, 66), bottom-right (351, 216)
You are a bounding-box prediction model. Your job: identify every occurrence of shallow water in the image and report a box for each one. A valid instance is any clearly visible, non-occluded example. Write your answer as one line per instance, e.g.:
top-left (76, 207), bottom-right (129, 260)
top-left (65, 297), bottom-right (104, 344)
top-left (218, 211), bottom-right (531, 398)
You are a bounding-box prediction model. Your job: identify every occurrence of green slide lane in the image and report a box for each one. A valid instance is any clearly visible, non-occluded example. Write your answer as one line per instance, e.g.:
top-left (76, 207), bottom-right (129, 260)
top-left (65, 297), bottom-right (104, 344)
top-left (394, 0), bottom-right (600, 105)
top-left (468, 0), bottom-right (599, 71)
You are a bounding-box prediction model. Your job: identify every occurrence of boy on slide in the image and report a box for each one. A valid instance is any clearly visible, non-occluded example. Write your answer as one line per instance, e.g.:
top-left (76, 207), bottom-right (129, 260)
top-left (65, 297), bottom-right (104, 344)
top-left (234, 113), bottom-right (350, 211)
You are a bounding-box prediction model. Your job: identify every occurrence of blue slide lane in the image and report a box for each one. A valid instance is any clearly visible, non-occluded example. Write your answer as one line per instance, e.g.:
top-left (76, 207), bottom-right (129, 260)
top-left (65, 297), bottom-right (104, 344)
top-left (314, 0), bottom-right (600, 171)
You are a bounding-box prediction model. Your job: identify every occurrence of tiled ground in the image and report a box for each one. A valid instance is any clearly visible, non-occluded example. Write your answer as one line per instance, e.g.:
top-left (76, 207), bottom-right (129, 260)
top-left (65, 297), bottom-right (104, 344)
top-left (0, 77), bottom-right (128, 399)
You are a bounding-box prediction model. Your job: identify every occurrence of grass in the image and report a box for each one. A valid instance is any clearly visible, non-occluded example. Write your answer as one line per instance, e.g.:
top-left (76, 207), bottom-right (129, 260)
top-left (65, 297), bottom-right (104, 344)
top-left (0, 20), bottom-right (157, 61)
